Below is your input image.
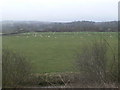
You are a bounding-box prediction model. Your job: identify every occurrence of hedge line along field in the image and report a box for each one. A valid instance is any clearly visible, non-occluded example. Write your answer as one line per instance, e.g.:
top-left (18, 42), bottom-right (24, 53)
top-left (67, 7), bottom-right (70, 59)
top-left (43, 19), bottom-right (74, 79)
top-left (2, 32), bottom-right (118, 73)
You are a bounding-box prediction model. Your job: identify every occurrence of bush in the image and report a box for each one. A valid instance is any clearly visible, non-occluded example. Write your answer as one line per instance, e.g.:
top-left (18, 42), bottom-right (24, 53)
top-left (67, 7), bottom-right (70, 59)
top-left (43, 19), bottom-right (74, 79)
top-left (2, 49), bottom-right (31, 88)
top-left (75, 39), bottom-right (118, 85)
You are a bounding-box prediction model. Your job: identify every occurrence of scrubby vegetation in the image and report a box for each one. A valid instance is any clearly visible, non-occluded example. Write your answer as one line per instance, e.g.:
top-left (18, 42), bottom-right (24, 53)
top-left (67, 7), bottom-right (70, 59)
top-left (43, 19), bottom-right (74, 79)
top-left (75, 39), bottom-right (118, 87)
top-left (2, 49), bottom-right (32, 88)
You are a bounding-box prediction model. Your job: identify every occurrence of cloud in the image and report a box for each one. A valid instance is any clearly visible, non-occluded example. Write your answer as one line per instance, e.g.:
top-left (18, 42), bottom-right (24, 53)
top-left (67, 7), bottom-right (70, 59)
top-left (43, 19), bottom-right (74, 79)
top-left (1, 0), bottom-right (119, 21)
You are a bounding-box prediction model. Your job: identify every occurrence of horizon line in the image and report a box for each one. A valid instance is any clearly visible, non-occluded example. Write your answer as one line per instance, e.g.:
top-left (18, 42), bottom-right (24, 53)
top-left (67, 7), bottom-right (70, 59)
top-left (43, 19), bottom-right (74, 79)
top-left (0, 20), bottom-right (118, 23)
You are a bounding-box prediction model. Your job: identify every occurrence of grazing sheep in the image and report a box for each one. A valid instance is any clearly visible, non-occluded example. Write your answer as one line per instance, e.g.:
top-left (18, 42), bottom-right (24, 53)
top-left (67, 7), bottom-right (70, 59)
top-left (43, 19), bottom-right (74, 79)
top-left (110, 35), bottom-right (112, 38)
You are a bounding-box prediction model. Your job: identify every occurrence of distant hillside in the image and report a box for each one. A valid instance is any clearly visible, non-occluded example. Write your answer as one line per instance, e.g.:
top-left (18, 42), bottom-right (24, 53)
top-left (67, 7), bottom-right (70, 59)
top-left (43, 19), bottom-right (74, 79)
top-left (1, 21), bottom-right (118, 34)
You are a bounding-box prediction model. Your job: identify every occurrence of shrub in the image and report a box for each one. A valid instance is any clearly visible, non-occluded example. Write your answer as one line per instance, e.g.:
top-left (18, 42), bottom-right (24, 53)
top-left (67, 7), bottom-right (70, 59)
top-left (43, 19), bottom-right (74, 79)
top-left (75, 39), bottom-right (118, 85)
top-left (2, 49), bottom-right (31, 88)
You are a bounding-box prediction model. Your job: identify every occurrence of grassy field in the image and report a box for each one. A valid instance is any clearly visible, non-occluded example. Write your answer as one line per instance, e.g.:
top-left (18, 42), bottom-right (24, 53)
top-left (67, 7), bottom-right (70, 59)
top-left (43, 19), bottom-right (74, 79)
top-left (2, 32), bottom-right (118, 73)
top-left (0, 36), bottom-right (2, 87)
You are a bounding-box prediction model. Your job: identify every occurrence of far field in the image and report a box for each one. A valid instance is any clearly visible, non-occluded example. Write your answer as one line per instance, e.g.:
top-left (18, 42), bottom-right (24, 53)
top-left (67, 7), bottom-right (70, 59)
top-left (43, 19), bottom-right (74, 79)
top-left (2, 32), bottom-right (118, 73)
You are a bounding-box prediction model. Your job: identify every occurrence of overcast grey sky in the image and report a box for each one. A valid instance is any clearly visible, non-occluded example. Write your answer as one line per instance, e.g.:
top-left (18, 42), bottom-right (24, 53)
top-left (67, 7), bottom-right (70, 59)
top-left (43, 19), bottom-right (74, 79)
top-left (0, 0), bottom-right (119, 22)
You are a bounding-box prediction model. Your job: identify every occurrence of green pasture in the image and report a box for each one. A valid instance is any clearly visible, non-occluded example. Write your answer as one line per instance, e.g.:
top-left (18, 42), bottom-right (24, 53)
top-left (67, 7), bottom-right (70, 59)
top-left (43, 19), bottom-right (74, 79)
top-left (2, 32), bottom-right (118, 73)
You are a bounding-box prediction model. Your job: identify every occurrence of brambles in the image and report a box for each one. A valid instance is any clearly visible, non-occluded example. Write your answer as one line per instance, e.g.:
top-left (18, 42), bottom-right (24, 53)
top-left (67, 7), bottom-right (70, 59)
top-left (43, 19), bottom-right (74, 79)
top-left (75, 39), bottom-right (118, 86)
top-left (2, 49), bottom-right (31, 88)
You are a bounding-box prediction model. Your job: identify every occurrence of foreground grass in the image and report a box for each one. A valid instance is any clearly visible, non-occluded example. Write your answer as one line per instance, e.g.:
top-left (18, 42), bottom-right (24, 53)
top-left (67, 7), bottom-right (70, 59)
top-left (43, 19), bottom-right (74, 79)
top-left (2, 32), bottom-right (118, 73)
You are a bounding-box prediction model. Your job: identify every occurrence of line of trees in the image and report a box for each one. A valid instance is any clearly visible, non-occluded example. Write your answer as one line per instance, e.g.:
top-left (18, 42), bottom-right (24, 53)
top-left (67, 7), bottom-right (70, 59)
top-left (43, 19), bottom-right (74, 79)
top-left (2, 21), bottom-right (118, 34)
